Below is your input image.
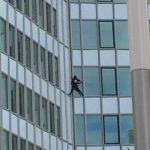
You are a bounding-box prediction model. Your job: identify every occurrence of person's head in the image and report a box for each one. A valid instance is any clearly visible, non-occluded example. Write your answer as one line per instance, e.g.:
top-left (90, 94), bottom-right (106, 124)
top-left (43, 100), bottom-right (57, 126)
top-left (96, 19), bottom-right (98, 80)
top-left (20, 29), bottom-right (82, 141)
top-left (74, 75), bottom-right (77, 79)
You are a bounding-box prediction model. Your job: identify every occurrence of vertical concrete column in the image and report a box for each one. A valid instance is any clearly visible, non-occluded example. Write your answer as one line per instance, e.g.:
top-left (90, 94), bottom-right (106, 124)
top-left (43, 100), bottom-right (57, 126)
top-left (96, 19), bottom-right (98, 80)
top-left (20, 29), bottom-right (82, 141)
top-left (127, 0), bottom-right (150, 149)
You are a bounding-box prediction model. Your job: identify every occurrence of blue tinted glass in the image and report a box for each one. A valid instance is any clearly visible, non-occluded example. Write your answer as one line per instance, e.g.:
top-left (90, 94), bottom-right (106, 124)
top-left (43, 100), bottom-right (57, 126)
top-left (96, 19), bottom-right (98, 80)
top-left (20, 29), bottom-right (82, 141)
top-left (102, 68), bottom-right (116, 95)
top-left (100, 22), bottom-right (114, 48)
top-left (115, 21), bottom-right (129, 49)
top-left (86, 115), bottom-right (102, 145)
top-left (75, 115), bottom-right (85, 145)
top-left (118, 68), bottom-right (131, 96)
top-left (71, 20), bottom-right (81, 49)
top-left (104, 116), bottom-right (119, 144)
top-left (82, 21), bottom-right (97, 49)
top-left (84, 67), bottom-right (100, 96)
top-left (120, 116), bottom-right (134, 144)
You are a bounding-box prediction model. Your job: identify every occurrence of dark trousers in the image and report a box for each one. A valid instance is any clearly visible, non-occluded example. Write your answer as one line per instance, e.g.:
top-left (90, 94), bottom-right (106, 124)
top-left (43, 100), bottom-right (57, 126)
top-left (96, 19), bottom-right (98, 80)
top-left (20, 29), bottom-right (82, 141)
top-left (69, 86), bottom-right (84, 96)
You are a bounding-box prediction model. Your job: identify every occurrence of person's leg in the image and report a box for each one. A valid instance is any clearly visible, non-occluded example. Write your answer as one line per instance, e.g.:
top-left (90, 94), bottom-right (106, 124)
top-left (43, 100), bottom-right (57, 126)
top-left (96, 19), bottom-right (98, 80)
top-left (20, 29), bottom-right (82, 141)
top-left (69, 87), bottom-right (73, 95)
top-left (76, 87), bottom-right (84, 96)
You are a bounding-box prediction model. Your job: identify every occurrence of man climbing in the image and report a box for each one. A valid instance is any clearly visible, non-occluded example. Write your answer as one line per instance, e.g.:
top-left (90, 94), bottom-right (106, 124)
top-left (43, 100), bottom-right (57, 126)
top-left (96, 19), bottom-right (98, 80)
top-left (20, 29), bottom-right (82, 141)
top-left (69, 76), bottom-right (84, 96)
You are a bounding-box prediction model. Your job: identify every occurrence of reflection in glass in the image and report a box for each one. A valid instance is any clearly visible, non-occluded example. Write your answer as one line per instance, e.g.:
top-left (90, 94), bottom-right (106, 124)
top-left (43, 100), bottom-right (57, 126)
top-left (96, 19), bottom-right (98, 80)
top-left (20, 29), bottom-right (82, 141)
top-left (10, 79), bottom-right (16, 113)
top-left (0, 19), bottom-right (6, 52)
top-left (82, 21), bottom-right (97, 49)
top-left (120, 116), bottom-right (134, 144)
top-left (99, 21), bottom-right (114, 48)
top-left (19, 84), bottom-right (25, 117)
top-left (3, 130), bottom-right (9, 150)
top-left (17, 31), bottom-right (23, 63)
top-left (35, 93), bottom-right (40, 126)
top-left (12, 134), bottom-right (18, 150)
top-left (115, 21), bottom-right (129, 49)
top-left (102, 68), bottom-right (117, 95)
top-left (75, 115), bottom-right (85, 145)
top-left (84, 67), bottom-right (100, 96)
top-left (118, 68), bottom-right (131, 96)
top-left (104, 116), bottom-right (119, 144)
top-left (86, 115), bottom-right (102, 145)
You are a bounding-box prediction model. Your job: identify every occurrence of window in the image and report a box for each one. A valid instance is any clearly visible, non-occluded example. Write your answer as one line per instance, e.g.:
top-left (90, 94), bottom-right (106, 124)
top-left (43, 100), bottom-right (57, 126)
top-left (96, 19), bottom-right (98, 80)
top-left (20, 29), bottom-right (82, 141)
top-left (57, 106), bottom-right (61, 137)
top-left (9, 25), bottom-right (15, 58)
top-left (8, 0), bottom-right (14, 5)
top-left (40, 47), bottom-right (46, 79)
top-left (27, 89), bottom-right (33, 121)
top-left (104, 116), bottom-right (119, 144)
top-left (84, 67), bottom-right (100, 96)
top-left (24, 0), bottom-right (29, 16)
top-left (20, 138), bottom-right (26, 150)
top-left (39, 0), bottom-right (44, 28)
top-left (101, 68), bottom-right (117, 95)
top-left (25, 36), bottom-right (31, 69)
top-left (118, 68), bottom-right (131, 96)
top-left (33, 41), bottom-right (39, 74)
top-left (48, 52), bottom-right (53, 83)
top-left (12, 134), bottom-right (18, 150)
top-left (3, 130), bottom-right (9, 150)
top-left (32, 0), bottom-right (37, 22)
top-left (71, 20), bottom-right (81, 49)
top-left (55, 56), bottom-right (59, 87)
top-left (73, 67), bottom-right (83, 97)
top-left (36, 146), bottom-right (42, 150)
top-left (86, 115), bottom-right (102, 145)
top-left (42, 98), bottom-right (48, 130)
top-left (75, 115), bottom-right (85, 145)
top-left (120, 115), bottom-right (134, 144)
top-left (2, 73), bottom-right (8, 109)
top-left (99, 21), bottom-right (114, 48)
top-left (82, 21), bottom-right (97, 49)
top-left (19, 84), bottom-right (25, 117)
top-left (50, 102), bottom-right (55, 133)
top-left (0, 18), bottom-right (6, 52)
top-left (28, 143), bottom-right (34, 150)
top-left (17, 31), bottom-right (23, 63)
top-left (16, 0), bottom-right (22, 11)
top-left (98, 0), bottom-right (112, 2)
top-left (53, 8), bottom-right (57, 38)
top-left (115, 21), bottom-right (129, 49)
top-left (35, 93), bottom-right (40, 126)
top-left (10, 79), bottom-right (16, 113)
top-left (46, 3), bottom-right (51, 33)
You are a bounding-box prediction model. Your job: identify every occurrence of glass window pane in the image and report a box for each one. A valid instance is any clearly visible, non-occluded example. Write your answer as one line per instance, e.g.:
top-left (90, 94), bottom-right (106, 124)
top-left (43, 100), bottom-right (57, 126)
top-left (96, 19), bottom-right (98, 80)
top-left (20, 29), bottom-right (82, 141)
top-left (82, 21), bottom-right (97, 49)
top-left (12, 134), bottom-right (18, 150)
top-left (57, 106), bottom-right (61, 137)
top-left (3, 130), bottom-right (9, 150)
top-left (10, 79), bottom-right (16, 113)
top-left (16, 0), bottom-right (22, 11)
top-left (36, 146), bottom-right (42, 150)
top-left (104, 116), bottom-right (119, 144)
top-left (2, 73), bottom-right (8, 109)
top-left (8, 0), bottom-right (14, 5)
top-left (86, 115), bottom-right (102, 145)
top-left (35, 93), bottom-right (40, 126)
top-left (50, 102), bottom-right (55, 133)
top-left (53, 8), bottom-right (57, 38)
top-left (48, 52), bottom-right (53, 83)
top-left (0, 19), bottom-right (6, 52)
top-left (84, 67), bottom-right (99, 96)
top-left (42, 98), bottom-right (48, 130)
top-left (28, 143), bottom-right (34, 150)
top-left (71, 20), bottom-right (81, 49)
top-left (75, 115), bottom-right (85, 145)
top-left (99, 21), bottom-right (114, 48)
top-left (27, 89), bottom-right (33, 121)
top-left (24, 0), bottom-right (29, 16)
top-left (25, 36), bottom-right (31, 69)
top-left (115, 21), bottom-right (129, 49)
top-left (120, 116), bottom-right (134, 144)
top-left (118, 68), bottom-right (131, 96)
top-left (32, 0), bottom-right (37, 22)
top-left (20, 138), bottom-right (26, 150)
top-left (40, 47), bottom-right (46, 79)
top-left (19, 84), bottom-right (25, 117)
top-left (39, 0), bottom-right (44, 28)
top-left (17, 31), bottom-right (23, 63)
top-left (33, 42), bottom-right (39, 74)
top-left (55, 56), bottom-right (59, 87)
top-left (73, 67), bottom-right (83, 97)
top-left (46, 3), bottom-right (51, 33)
top-left (9, 25), bottom-right (15, 58)
top-left (101, 68), bottom-right (117, 95)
